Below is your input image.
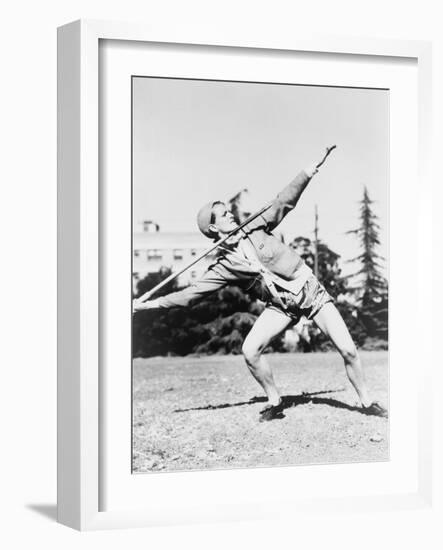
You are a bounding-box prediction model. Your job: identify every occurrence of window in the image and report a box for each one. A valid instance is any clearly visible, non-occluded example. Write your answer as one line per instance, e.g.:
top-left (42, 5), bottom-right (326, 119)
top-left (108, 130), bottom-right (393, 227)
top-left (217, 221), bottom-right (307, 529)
top-left (147, 249), bottom-right (162, 260)
top-left (133, 249), bottom-right (140, 258)
top-left (173, 249), bottom-right (184, 260)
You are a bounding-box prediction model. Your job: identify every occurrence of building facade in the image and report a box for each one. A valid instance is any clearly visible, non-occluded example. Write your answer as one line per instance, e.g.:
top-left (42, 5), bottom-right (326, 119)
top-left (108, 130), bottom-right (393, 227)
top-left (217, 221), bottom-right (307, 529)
top-left (132, 221), bottom-right (215, 293)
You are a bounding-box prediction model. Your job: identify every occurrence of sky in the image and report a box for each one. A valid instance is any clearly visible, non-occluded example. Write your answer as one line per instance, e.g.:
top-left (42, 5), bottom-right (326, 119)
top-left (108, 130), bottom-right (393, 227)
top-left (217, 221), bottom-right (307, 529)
top-left (133, 77), bottom-right (389, 274)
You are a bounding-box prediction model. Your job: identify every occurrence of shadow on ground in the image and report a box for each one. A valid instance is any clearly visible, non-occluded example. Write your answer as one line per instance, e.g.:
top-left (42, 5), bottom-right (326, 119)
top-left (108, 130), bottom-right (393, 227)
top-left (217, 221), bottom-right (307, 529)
top-left (174, 389), bottom-right (369, 415)
top-left (26, 504), bottom-right (57, 522)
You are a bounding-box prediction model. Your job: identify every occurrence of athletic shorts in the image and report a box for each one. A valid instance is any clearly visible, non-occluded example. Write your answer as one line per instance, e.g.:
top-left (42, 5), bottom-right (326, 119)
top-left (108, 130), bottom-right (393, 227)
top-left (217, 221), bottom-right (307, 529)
top-left (267, 275), bottom-right (333, 323)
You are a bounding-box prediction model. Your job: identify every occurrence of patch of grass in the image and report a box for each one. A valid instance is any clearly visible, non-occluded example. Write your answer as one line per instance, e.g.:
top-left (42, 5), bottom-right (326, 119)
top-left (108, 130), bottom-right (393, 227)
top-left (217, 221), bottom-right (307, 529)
top-left (132, 351), bottom-right (388, 473)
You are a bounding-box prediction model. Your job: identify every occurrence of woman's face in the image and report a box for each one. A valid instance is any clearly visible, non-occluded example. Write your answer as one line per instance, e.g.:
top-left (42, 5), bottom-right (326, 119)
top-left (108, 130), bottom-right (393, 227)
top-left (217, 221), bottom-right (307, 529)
top-left (209, 203), bottom-right (238, 235)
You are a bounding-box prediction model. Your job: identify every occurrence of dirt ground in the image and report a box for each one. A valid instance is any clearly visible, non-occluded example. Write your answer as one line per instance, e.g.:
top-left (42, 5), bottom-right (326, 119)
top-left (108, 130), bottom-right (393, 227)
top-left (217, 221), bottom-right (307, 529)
top-left (132, 351), bottom-right (388, 473)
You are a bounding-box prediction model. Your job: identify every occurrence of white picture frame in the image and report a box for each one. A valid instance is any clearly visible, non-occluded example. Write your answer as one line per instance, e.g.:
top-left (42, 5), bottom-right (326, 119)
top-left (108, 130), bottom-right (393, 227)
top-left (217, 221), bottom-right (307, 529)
top-left (57, 19), bottom-right (433, 530)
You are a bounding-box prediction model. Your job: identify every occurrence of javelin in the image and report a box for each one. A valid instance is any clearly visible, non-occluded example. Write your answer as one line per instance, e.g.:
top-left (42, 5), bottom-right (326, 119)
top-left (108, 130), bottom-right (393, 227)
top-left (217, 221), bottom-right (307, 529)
top-left (136, 145), bottom-right (337, 303)
top-left (136, 201), bottom-right (274, 302)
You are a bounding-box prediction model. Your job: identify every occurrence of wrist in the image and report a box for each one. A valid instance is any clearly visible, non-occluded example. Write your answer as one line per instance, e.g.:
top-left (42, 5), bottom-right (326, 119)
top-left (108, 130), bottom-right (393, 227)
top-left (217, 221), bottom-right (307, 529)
top-left (305, 163), bottom-right (319, 179)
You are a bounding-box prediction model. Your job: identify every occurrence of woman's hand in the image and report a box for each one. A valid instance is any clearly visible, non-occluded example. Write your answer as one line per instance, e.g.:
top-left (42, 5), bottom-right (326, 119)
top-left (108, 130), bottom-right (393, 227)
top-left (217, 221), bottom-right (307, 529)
top-left (132, 298), bottom-right (156, 314)
top-left (306, 145), bottom-right (337, 178)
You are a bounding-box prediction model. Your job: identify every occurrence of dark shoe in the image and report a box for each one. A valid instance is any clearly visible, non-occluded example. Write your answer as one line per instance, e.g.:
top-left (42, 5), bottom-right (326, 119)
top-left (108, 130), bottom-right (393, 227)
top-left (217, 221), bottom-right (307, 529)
top-left (362, 401), bottom-right (388, 418)
top-left (259, 402), bottom-right (285, 422)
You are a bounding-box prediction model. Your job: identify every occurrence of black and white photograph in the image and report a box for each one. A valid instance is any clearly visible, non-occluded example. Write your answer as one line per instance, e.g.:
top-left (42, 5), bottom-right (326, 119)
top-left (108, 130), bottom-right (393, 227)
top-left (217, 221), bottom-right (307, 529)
top-left (3, 0), bottom-right (438, 541)
top-left (131, 76), bottom-right (389, 474)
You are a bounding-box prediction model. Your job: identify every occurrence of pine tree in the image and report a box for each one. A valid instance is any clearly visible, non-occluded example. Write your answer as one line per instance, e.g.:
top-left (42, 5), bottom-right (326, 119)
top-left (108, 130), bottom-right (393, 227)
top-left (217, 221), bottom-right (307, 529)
top-left (347, 187), bottom-right (388, 341)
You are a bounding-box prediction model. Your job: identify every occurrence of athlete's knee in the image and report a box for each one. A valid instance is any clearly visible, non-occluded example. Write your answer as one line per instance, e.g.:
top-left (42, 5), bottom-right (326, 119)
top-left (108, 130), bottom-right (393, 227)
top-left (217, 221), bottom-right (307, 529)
top-left (340, 344), bottom-right (358, 364)
top-left (242, 340), bottom-right (263, 365)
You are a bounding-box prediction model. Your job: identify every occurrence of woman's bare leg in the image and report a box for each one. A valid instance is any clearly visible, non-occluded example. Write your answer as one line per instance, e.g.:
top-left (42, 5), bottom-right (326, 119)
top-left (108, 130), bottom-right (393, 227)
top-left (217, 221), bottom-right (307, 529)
top-left (313, 302), bottom-right (372, 407)
top-left (242, 307), bottom-right (292, 406)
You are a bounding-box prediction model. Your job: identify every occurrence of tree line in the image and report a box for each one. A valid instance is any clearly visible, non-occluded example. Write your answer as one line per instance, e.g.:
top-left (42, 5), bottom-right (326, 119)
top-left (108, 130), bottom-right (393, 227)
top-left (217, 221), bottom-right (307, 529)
top-left (133, 187), bottom-right (388, 357)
